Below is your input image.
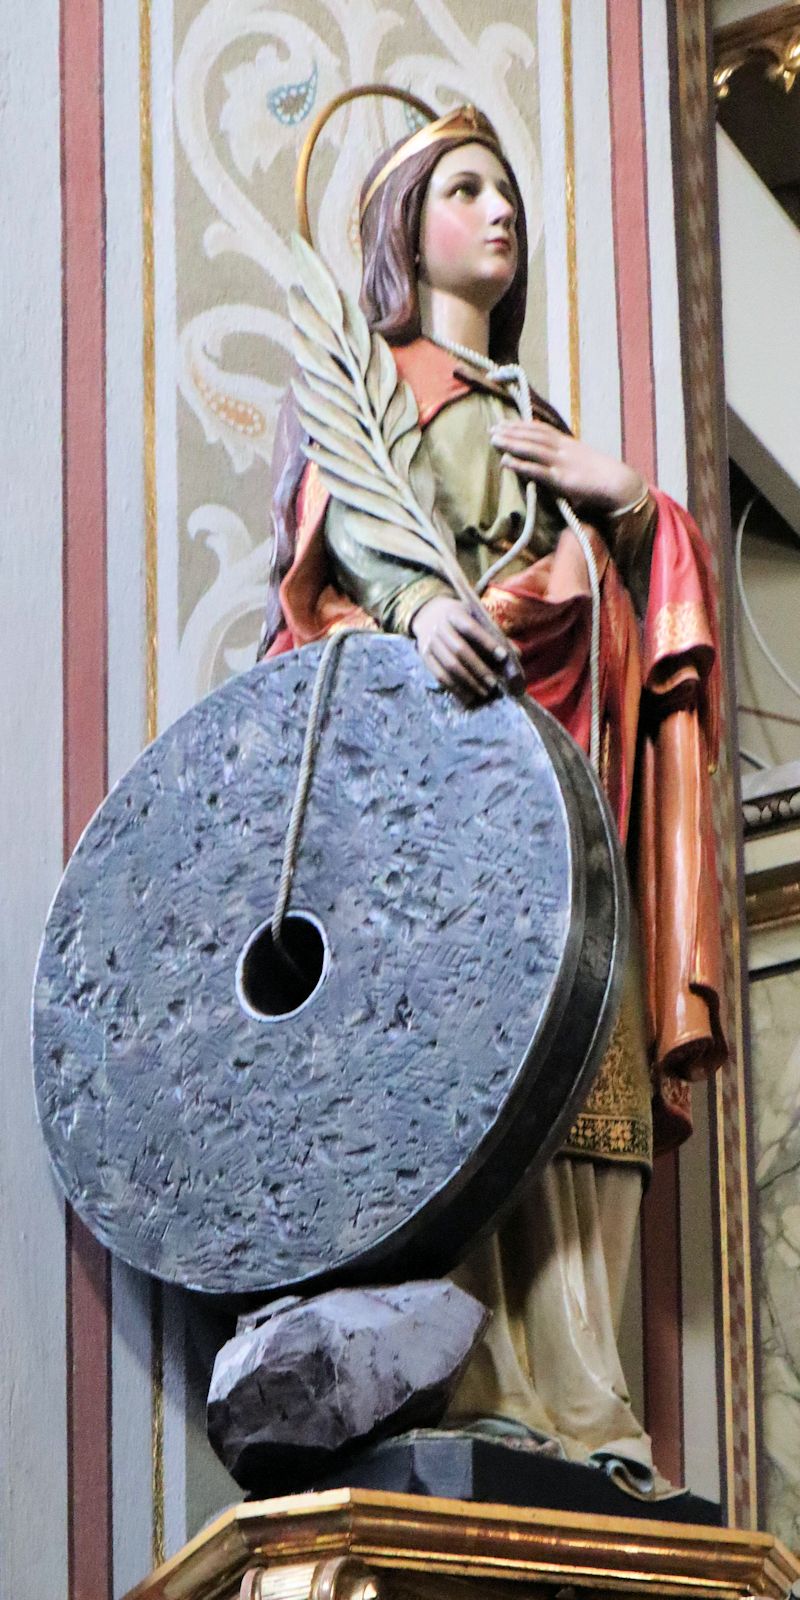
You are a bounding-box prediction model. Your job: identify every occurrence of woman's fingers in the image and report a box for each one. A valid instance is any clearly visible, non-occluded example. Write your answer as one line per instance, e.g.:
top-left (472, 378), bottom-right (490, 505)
top-left (500, 452), bottom-right (553, 481)
top-left (450, 609), bottom-right (524, 696)
top-left (491, 418), bottom-right (559, 436)
top-left (493, 437), bottom-right (558, 473)
top-left (430, 639), bottom-right (493, 701)
top-left (412, 595), bottom-right (519, 704)
top-left (441, 626), bottom-right (501, 692)
top-left (424, 649), bottom-right (477, 704)
top-left (491, 421), bottom-right (559, 450)
top-left (490, 424), bottom-right (645, 512)
top-left (422, 648), bottom-right (458, 694)
top-left (450, 608), bottom-right (512, 665)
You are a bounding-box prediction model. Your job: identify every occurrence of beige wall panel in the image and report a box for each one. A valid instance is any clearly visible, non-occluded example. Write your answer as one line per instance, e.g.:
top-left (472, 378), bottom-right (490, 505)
top-left (168, 0), bottom-right (547, 712)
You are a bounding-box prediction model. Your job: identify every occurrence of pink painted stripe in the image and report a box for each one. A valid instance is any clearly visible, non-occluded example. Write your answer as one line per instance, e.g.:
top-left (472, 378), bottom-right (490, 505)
top-left (62, 0), bottom-right (108, 851)
top-left (607, 0), bottom-right (657, 483)
top-left (606, 0), bottom-right (682, 1484)
top-left (61, 0), bottom-right (113, 1592)
top-left (66, 1214), bottom-right (114, 1600)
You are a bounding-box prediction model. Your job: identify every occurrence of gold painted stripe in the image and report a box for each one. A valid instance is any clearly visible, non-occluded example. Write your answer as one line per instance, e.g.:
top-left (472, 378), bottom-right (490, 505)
top-left (140, 0), bottom-right (157, 747)
top-left (561, 0), bottom-right (581, 436)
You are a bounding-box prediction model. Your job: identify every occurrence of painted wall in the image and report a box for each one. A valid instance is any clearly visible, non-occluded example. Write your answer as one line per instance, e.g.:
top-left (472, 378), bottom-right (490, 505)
top-left (737, 513), bottom-right (800, 773)
top-left (713, 0), bottom-right (781, 25)
top-left (750, 965), bottom-right (800, 1548)
top-left (718, 129), bottom-right (800, 537)
top-left (2, 4), bottom-right (755, 1596)
top-left (746, 822), bottom-right (800, 1550)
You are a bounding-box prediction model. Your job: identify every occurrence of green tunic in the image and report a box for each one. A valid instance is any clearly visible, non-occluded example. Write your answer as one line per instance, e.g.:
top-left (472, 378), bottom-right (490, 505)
top-left (325, 387), bottom-right (654, 632)
top-left (325, 390), bottom-right (566, 633)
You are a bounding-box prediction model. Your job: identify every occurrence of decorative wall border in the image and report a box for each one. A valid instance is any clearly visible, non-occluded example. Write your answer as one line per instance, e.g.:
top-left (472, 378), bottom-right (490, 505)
top-left (668, 0), bottom-right (760, 1529)
top-left (61, 0), bottom-right (114, 1592)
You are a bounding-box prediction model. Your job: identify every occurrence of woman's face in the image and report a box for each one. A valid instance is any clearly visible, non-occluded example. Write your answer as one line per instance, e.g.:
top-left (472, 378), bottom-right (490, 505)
top-left (418, 142), bottom-right (518, 311)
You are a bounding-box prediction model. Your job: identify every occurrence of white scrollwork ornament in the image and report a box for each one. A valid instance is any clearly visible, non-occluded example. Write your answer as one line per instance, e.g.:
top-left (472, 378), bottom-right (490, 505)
top-left (173, 0), bottom-right (544, 704)
top-left (179, 506), bottom-right (272, 701)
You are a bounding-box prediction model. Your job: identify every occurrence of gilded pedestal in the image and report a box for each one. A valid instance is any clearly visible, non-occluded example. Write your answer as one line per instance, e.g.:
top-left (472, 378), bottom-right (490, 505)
top-left (123, 1490), bottom-right (800, 1600)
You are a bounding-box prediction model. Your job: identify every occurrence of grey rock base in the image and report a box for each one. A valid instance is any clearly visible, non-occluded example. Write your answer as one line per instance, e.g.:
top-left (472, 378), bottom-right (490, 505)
top-left (207, 1281), bottom-right (488, 1494)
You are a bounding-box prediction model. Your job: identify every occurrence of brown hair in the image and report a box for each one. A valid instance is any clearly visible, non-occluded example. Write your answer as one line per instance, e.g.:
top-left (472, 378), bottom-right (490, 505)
top-left (358, 134), bottom-right (528, 363)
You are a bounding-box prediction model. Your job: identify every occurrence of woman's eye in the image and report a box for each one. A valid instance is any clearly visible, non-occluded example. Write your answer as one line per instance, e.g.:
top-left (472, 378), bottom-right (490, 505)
top-left (452, 181), bottom-right (478, 199)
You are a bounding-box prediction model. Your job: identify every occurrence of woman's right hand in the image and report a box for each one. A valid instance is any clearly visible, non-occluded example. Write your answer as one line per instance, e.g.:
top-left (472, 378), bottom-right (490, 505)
top-left (411, 595), bottom-right (518, 704)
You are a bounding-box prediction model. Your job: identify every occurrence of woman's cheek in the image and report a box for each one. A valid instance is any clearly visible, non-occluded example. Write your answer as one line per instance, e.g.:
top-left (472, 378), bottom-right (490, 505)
top-left (423, 208), bottom-right (475, 272)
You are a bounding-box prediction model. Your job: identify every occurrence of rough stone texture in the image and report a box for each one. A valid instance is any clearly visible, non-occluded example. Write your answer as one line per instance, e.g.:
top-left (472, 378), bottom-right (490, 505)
top-left (206, 1281), bottom-right (489, 1493)
top-left (33, 635), bottom-right (627, 1295)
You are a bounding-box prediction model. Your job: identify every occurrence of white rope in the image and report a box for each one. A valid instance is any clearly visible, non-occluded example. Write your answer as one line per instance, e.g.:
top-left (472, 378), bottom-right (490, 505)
top-left (271, 628), bottom-right (360, 950)
top-left (475, 480), bottom-right (536, 595)
top-left (430, 337), bottom-right (602, 771)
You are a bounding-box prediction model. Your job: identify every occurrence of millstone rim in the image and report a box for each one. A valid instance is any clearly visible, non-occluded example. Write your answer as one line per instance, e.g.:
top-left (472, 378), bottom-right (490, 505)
top-left (32, 636), bottom-right (625, 1297)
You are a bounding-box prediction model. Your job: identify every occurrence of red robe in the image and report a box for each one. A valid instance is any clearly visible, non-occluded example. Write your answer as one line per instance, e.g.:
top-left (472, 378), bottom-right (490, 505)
top-left (266, 340), bottom-right (728, 1152)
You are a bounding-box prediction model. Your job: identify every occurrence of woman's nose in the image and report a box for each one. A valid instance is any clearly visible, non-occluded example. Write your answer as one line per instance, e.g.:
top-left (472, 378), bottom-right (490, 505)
top-left (488, 188), bottom-right (515, 228)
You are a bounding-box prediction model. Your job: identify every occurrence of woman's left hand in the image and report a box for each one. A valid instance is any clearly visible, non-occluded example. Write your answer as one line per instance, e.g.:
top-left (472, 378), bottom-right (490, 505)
top-left (490, 420), bottom-right (644, 513)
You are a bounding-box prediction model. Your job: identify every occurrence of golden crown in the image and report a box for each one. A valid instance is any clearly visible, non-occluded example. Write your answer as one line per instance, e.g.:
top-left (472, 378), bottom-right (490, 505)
top-left (295, 85), bottom-right (504, 250)
top-left (358, 104), bottom-right (503, 219)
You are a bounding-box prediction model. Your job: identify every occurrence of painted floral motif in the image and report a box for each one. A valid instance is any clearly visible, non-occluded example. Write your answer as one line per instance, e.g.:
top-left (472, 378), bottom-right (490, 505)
top-left (267, 61), bottom-right (319, 126)
top-left (171, 0), bottom-right (544, 705)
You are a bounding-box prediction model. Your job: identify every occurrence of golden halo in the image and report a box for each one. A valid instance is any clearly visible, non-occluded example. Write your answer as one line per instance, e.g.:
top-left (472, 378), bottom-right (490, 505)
top-left (295, 84), bottom-right (436, 248)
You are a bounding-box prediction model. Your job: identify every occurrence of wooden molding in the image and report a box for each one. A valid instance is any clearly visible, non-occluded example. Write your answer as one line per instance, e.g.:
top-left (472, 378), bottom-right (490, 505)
top-left (123, 1488), bottom-right (800, 1600)
top-left (714, 3), bottom-right (800, 97)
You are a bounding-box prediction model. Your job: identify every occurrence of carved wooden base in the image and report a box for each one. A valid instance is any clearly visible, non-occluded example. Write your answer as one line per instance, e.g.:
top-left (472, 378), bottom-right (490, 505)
top-left (123, 1489), bottom-right (800, 1600)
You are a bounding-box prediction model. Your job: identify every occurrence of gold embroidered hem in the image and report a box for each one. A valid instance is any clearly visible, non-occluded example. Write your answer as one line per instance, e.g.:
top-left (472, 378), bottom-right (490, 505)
top-left (392, 574), bottom-right (452, 635)
top-left (563, 1112), bottom-right (652, 1165)
top-left (650, 598), bottom-right (710, 660)
top-left (560, 964), bottom-right (653, 1171)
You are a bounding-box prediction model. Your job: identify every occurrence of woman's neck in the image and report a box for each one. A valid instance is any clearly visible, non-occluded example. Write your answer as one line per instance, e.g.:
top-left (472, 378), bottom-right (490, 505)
top-left (417, 286), bottom-right (490, 358)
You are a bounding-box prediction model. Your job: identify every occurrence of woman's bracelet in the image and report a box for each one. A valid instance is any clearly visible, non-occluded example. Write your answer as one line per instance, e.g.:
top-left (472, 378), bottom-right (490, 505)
top-left (605, 480), bottom-right (650, 521)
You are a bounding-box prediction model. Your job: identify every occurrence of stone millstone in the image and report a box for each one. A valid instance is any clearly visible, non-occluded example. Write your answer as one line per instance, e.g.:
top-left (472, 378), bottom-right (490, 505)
top-left (206, 1281), bottom-right (489, 1493)
top-left (32, 634), bottom-right (627, 1295)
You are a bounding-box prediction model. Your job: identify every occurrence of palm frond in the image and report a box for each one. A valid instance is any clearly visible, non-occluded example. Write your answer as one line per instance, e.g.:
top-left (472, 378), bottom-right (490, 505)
top-left (288, 234), bottom-right (472, 601)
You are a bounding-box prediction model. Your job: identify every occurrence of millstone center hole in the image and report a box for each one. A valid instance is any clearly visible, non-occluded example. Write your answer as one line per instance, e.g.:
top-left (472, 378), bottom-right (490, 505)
top-left (237, 912), bottom-right (328, 1021)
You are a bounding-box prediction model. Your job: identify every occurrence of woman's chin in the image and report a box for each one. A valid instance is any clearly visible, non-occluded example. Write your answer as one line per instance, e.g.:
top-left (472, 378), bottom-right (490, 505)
top-left (480, 255), bottom-right (517, 291)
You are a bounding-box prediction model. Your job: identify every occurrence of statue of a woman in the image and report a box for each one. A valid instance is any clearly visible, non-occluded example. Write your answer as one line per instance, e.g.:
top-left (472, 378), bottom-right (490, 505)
top-left (259, 98), bottom-right (727, 1498)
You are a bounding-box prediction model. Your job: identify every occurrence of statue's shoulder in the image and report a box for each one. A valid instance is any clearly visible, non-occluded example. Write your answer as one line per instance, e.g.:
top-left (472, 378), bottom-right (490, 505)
top-left (391, 337), bottom-right (473, 427)
top-left (392, 339), bottom-right (572, 437)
